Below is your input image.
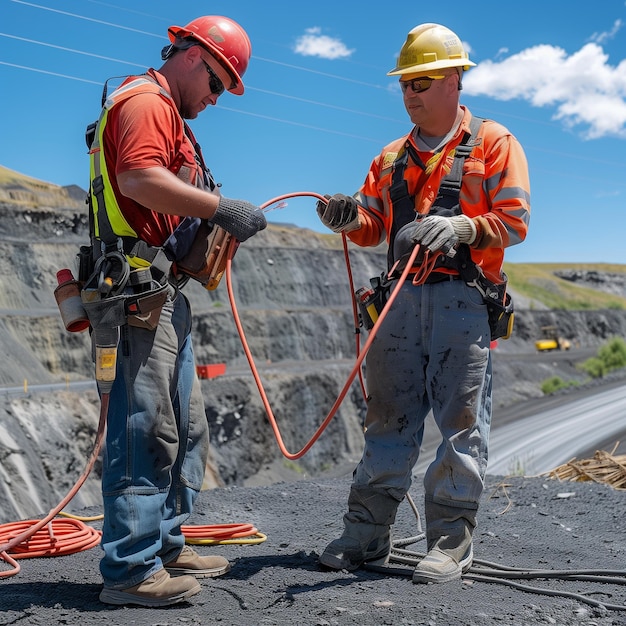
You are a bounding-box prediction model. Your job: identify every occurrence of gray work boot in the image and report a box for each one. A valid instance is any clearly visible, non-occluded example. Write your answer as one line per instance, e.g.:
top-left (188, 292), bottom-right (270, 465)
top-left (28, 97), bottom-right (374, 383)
top-left (319, 522), bottom-right (390, 571)
top-left (412, 500), bottom-right (476, 584)
top-left (412, 529), bottom-right (473, 583)
top-left (320, 484), bottom-right (401, 571)
top-left (99, 568), bottom-right (201, 606)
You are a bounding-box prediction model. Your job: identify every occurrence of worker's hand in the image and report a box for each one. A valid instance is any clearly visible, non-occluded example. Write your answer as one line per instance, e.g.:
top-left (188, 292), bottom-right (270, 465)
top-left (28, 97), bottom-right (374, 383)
top-left (213, 197), bottom-right (267, 242)
top-left (316, 193), bottom-right (361, 233)
top-left (407, 215), bottom-right (476, 256)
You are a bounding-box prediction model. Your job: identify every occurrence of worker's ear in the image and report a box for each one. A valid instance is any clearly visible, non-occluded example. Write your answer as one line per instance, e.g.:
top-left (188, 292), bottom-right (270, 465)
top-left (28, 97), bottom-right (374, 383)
top-left (184, 45), bottom-right (203, 68)
top-left (167, 45), bottom-right (202, 73)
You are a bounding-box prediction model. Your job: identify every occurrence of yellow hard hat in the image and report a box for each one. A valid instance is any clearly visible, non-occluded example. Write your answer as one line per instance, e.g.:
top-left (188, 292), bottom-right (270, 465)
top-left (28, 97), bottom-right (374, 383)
top-left (388, 23), bottom-right (476, 76)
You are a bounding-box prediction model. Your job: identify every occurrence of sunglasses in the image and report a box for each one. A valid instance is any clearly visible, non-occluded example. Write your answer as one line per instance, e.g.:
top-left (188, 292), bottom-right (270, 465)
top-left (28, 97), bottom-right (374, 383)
top-left (399, 75), bottom-right (447, 94)
top-left (201, 59), bottom-right (225, 96)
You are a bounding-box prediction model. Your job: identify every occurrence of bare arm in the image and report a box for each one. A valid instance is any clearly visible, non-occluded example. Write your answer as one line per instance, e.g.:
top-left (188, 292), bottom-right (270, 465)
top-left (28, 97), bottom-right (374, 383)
top-left (117, 167), bottom-right (220, 219)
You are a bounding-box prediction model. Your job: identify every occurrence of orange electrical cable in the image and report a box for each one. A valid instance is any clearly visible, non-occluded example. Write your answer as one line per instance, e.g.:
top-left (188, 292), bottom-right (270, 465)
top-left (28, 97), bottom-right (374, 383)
top-left (0, 518), bottom-right (101, 560)
top-left (226, 192), bottom-right (431, 460)
top-left (0, 393), bottom-right (109, 578)
top-left (181, 523), bottom-right (267, 545)
top-left (56, 512), bottom-right (264, 545)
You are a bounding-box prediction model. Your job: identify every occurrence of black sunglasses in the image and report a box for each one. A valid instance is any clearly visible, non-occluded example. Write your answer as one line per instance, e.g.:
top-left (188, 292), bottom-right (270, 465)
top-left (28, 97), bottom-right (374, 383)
top-left (201, 59), bottom-right (225, 96)
top-left (399, 76), bottom-right (446, 94)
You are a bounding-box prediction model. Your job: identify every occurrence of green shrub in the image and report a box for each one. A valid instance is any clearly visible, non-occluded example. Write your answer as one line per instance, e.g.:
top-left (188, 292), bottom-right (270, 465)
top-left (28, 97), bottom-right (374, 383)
top-left (541, 376), bottom-right (579, 394)
top-left (579, 357), bottom-right (606, 379)
top-left (598, 337), bottom-right (626, 370)
top-left (579, 337), bottom-right (626, 379)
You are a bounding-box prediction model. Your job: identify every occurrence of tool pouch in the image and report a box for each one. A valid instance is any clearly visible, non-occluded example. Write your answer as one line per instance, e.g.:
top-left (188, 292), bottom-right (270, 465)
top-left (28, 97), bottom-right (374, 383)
top-left (176, 220), bottom-right (234, 290)
top-left (483, 280), bottom-right (514, 341)
top-left (458, 253), bottom-right (515, 342)
top-left (126, 285), bottom-right (170, 330)
top-left (81, 291), bottom-right (127, 329)
top-left (358, 273), bottom-right (392, 330)
top-left (486, 292), bottom-right (514, 341)
top-left (81, 282), bottom-right (169, 331)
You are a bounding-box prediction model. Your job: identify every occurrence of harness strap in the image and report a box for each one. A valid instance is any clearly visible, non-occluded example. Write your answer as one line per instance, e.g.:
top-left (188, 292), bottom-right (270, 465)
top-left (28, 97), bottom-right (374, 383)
top-left (387, 142), bottom-right (425, 269)
top-left (87, 75), bottom-right (207, 283)
top-left (387, 115), bottom-right (484, 274)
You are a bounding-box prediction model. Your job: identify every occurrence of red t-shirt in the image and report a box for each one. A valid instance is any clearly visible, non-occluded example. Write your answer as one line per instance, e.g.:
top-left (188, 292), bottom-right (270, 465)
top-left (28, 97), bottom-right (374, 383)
top-left (102, 70), bottom-right (201, 247)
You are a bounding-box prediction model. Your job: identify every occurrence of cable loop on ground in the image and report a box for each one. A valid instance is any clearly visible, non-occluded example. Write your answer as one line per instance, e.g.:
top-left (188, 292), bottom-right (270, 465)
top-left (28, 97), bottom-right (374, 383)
top-left (182, 523), bottom-right (267, 546)
top-left (0, 518), bottom-right (101, 561)
top-left (365, 534), bottom-right (626, 612)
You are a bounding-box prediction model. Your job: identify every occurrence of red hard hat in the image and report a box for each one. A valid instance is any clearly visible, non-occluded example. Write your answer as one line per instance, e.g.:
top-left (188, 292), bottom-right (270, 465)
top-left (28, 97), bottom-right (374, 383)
top-left (168, 16), bottom-right (251, 95)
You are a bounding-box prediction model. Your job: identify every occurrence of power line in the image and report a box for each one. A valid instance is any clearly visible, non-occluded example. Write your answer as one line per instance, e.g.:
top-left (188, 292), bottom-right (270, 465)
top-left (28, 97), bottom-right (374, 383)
top-left (9, 0), bottom-right (164, 38)
top-left (0, 33), bottom-right (146, 68)
top-left (0, 60), bottom-right (102, 85)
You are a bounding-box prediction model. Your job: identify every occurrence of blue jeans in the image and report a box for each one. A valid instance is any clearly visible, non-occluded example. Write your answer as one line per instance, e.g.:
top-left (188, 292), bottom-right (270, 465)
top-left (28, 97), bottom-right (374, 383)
top-left (99, 290), bottom-right (209, 588)
top-left (353, 278), bottom-right (492, 513)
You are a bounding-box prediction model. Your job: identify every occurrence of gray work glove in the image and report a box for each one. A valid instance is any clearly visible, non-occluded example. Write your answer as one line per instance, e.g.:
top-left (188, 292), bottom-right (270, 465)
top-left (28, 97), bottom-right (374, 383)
top-left (394, 214), bottom-right (476, 259)
top-left (213, 197), bottom-right (267, 242)
top-left (316, 193), bottom-right (361, 233)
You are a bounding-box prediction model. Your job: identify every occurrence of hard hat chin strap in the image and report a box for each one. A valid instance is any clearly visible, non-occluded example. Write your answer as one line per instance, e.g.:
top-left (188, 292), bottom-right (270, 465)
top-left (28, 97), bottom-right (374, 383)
top-left (161, 37), bottom-right (199, 61)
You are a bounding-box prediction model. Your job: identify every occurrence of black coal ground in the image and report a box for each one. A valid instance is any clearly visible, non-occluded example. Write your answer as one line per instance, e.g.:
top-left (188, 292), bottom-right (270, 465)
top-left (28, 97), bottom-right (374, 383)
top-left (1, 474), bottom-right (625, 626)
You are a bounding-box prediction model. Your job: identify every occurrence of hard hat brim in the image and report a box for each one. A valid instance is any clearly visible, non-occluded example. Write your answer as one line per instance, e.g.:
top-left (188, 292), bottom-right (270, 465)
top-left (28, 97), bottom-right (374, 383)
top-left (387, 57), bottom-right (476, 76)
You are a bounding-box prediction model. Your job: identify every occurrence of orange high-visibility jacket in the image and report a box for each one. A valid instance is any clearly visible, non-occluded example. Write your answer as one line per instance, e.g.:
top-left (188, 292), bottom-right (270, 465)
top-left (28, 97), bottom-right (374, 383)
top-left (349, 106), bottom-right (530, 284)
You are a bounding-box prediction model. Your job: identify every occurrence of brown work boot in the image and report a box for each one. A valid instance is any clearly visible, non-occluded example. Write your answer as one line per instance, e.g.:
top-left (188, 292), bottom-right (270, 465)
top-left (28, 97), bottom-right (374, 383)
top-left (319, 523), bottom-right (390, 571)
top-left (165, 545), bottom-right (231, 579)
top-left (99, 568), bottom-right (200, 607)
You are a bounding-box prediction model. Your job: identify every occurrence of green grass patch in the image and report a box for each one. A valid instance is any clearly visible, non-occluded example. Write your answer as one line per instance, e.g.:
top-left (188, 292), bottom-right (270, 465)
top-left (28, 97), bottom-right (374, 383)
top-left (503, 262), bottom-right (626, 310)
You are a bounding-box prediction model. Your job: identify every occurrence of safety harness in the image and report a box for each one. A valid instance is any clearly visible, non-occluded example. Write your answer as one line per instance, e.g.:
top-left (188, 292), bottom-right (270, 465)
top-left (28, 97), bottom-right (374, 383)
top-left (78, 75), bottom-right (213, 331)
top-left (383, 115), bottom-right (514, 340)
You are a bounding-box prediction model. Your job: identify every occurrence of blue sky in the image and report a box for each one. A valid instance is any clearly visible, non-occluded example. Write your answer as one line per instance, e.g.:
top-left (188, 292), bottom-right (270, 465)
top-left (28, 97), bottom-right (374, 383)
top-left (1, 0), bottom-right (625, 264)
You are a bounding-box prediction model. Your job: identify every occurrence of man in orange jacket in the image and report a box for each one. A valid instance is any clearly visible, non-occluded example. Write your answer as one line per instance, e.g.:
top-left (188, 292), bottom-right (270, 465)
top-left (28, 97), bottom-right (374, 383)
top-left (317, 23), bottom-right (530, 584)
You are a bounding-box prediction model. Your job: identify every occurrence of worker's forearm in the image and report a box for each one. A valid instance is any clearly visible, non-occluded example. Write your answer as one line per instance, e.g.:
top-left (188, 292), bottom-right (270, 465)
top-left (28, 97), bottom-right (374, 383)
top-left (117, 167), bottom-right (220, 219)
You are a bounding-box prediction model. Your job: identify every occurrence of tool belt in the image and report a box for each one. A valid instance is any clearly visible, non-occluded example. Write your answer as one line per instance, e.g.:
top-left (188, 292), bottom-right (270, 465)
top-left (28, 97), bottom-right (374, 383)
top-left (361, 263), bottom-right (513, 341)
top-left (81, 282), bottom-right (169, 331)
top-left (77, 245), bottom-right (171, 331)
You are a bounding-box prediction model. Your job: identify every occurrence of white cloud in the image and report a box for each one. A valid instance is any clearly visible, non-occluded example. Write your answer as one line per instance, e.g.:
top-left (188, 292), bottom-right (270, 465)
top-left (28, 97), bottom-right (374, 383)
top-left (589, 18), bottom-right (623, 44)
top-left (464, 42), bottom-right (626, 139)
top-left (293, 27), bottom-right (354, 60)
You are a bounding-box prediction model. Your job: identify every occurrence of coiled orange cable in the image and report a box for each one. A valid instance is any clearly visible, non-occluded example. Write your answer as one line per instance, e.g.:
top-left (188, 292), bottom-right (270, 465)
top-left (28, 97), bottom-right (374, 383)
top-left (0, 518), bottom-right (101, 560)
top-left (0, 393), bottom-right (109, 578)
top-left (181, 523), bottom-right (266, 545)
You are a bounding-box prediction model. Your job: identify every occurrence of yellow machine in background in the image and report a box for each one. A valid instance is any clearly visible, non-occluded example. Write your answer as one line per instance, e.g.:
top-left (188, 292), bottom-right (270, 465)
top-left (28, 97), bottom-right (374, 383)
top-left (535, 325), bottom-right (571, 352)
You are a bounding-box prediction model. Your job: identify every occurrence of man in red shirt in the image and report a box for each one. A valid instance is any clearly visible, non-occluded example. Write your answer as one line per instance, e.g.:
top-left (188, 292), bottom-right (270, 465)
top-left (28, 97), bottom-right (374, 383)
top-left (89, 16), bottom-right (266, 607)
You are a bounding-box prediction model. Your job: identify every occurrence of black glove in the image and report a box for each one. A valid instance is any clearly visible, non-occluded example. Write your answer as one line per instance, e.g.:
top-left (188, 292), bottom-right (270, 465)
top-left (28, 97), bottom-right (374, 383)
top-left (213, 197), bottom-right (267, 242)
top-left (316, 193), bottom-right (360, 233)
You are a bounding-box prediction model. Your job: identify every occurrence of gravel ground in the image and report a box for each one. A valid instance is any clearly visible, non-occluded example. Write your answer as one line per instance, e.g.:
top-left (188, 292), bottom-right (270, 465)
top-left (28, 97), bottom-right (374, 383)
top-left (1, 473), bottom-right (625, 626)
